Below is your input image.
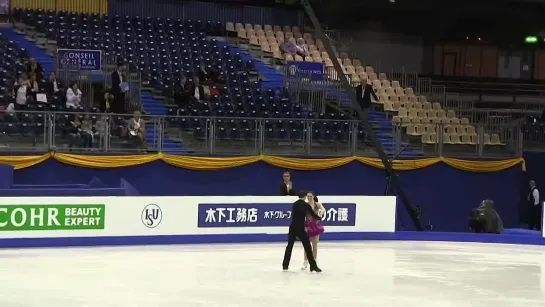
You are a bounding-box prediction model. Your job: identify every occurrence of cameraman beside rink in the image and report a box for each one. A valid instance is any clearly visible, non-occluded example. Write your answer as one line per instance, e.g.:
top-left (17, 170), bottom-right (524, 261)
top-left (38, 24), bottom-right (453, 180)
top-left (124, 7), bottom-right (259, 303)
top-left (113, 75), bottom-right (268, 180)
top-left (469, 200), bottom-right (504, 234)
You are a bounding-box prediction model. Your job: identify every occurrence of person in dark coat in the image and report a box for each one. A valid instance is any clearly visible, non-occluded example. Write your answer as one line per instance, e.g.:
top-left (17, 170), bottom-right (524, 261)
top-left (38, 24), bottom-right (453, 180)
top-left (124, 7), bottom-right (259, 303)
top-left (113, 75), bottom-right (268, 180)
top-left (26, 57), bottom-right (44, 80)
top-left (174, 76), bottom-right (191, 109)
top-left (111, 62), bottom-right (127, 114)
top-left (45, 72), bottom-right (63, 96)
top-left (280, 171), bottom-right (296, 196)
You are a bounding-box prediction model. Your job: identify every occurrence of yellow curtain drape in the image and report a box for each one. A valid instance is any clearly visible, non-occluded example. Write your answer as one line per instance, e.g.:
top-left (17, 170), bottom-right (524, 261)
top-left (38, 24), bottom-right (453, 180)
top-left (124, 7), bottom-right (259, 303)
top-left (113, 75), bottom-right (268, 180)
top-left (1, 153), bottom-right (50, 170)
top-left (11, 0), bottom-right (108, 14)
top-left (0, 153), bottom-right (525, 173)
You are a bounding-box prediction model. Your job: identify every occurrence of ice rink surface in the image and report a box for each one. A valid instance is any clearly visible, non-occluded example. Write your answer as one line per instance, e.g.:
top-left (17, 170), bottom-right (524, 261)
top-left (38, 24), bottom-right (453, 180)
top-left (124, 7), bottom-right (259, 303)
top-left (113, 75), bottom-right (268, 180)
top-left (0, 241), bottom-right (544, 307)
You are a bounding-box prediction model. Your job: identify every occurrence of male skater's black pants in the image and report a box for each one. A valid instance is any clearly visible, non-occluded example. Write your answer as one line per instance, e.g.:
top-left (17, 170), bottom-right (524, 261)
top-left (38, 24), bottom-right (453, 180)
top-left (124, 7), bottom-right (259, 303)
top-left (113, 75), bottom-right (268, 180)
top-left (282, 227), bottom-right (317, 269)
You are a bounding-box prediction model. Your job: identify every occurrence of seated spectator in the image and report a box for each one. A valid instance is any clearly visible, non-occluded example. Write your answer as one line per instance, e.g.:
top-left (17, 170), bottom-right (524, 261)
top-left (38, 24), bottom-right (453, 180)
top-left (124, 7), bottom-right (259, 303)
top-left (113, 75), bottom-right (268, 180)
top-left (80, 114), bottom-right (96, 149)
top-left (196, 66), bottom-right (210, 83)
top-left (208, 65), bottom-right (226, 84)
top-left (28, 73), bottom-right (39, 92)
top-left (190, 77), bottom-right (206, 104)
top-left (28, 72), bottom-right (39, 102)
top-left (127, 111), bottom-right (145, 149)
top-left (66, 82), bottom-right (82, 109)
top-left (174, 76), bottom-right (191, 109)
top-left (26, 57), bottom-right (44, 80)
top-left (281, 81), bottom-right (291, 99)
top-left (280, 41), bottom-right (297, 56)
top-left (13, 75), bottom-right (33, 110)
top-left (100, 91), bottom-right (114, 113)
top-left (94, 115), bottom-right (109, 147)
top-left (46, 72), bottom-right (63, 96)
top-left (295, 38), bottom-right (309, 57)
top-left (64, 115), bottom-right (82, 149)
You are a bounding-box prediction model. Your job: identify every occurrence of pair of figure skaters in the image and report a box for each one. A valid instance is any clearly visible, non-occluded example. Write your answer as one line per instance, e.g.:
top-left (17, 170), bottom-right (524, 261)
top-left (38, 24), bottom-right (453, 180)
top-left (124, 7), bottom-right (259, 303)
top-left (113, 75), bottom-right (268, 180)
top-left (282, 190), bottom-right (325, 272)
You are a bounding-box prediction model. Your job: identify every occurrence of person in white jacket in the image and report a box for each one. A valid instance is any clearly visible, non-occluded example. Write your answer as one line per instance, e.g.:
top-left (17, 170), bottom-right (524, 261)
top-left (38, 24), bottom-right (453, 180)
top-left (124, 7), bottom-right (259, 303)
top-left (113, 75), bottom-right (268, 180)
top-left (66, 82), bottom-right (82, 109)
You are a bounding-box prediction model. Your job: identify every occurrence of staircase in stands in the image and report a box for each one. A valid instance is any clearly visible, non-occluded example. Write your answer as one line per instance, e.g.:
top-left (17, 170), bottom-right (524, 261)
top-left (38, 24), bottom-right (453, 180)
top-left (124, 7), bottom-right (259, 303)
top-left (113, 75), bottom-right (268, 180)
top-left (222, 41), bottom-right (418, 156)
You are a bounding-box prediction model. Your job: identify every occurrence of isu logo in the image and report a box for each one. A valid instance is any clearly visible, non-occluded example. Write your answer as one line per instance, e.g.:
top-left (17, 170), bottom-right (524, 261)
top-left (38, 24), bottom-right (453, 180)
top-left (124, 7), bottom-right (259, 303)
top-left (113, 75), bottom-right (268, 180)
top-left (141, 204), bottom-right (162, 228)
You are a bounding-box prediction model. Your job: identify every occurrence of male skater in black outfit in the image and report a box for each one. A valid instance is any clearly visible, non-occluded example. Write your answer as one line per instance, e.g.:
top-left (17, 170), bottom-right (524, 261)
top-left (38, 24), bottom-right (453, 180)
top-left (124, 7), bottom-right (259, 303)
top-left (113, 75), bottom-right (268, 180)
top-left (282, 190), bottom-right (322, 272)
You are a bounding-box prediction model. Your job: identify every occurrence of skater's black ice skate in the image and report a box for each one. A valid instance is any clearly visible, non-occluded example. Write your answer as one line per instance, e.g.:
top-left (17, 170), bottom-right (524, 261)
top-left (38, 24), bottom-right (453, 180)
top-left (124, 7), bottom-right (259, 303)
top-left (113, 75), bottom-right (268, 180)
top-left (310, 266), bottom-right (322, 273)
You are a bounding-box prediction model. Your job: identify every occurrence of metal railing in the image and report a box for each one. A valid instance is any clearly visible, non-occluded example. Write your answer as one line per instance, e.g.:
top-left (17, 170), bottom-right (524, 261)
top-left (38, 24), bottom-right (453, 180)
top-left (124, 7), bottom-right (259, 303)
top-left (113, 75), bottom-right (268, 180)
top-left (51, 50), bottom-right (142, 112)
top-left (0, 111), bottom-right (522, 158)
top-left (391, 122), bottom-right (523, 159)
top-left (10, 0), bottom-right (303, 26)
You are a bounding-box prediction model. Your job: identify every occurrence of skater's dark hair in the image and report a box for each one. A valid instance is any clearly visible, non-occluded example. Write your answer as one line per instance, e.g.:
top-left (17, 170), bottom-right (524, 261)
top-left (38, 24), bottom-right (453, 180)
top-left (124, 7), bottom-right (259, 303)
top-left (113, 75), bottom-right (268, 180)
top-left (308, 191), bottom-right (319, 202)
top-left (297, 190), bottom-right (308, 199)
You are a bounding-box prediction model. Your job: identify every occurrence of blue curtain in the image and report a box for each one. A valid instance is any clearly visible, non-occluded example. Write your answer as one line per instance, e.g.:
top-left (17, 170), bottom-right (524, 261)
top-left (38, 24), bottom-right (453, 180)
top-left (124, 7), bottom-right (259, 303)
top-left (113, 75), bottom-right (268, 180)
top-left (14, 159), bottom-right (523, 232)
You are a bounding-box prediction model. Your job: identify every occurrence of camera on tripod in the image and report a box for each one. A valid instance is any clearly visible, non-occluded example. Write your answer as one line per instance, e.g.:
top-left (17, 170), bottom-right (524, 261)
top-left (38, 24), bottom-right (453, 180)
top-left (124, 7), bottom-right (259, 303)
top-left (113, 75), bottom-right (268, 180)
top-left (469, 199), bottom-right (503, 234)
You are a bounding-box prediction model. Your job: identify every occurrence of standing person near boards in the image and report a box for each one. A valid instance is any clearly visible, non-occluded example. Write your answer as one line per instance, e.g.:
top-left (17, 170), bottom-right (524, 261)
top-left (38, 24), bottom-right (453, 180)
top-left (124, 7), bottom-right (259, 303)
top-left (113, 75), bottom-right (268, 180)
top-left (280, 171), bottom-right (296, 196)
top-left (282, 190), bottom-right (322, 273)
top-left (528, 180), bottom-right (542, 231)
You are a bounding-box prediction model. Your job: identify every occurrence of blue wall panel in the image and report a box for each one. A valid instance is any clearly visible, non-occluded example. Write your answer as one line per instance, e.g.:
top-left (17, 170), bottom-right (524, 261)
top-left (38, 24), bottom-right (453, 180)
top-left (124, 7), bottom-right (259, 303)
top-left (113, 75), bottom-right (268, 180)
top-left (12, 159), bottom-right (523, 233)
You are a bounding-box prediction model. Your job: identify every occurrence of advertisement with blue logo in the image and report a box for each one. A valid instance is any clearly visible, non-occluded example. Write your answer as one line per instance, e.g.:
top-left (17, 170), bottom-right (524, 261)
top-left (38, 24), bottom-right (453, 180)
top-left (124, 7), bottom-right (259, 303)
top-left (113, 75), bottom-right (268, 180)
top-left (286, 61), bottom-right (325, 81)
top-left (197, 203), bottom-right (356, 228)
top-left (57, 49), bottom-right (102, 70)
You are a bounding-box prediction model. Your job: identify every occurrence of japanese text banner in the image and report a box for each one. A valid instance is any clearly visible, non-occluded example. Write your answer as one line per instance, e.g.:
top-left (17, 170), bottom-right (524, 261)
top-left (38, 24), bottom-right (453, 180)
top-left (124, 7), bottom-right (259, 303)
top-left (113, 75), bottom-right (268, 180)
top-left (197, 203), bottom-right (356, 228)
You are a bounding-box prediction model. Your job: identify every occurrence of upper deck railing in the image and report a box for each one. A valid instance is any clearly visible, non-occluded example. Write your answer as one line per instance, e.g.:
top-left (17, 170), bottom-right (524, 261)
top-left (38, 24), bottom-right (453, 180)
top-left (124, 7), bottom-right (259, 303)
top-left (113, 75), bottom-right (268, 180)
top-left (0, 111), bottom-right (522, 159)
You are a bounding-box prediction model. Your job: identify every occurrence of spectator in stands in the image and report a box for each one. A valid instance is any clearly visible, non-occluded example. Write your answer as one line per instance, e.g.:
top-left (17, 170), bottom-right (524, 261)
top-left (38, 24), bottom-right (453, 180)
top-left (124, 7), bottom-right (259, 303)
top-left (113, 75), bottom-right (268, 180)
top-left (174, 76), bottom-right (191, 109)
top-left (295, 38), bottom-right (309, 57)
top-left (26, 57), bottom-right (43, 80)
top-left (207, 66), bottom-right (225, 85)
top-left (280, 41), bottom-right (297, 56)
top-left (64, 115), bottom-right (82, 149)
top-left (46, 72), bottom-right (63, 96)
top-left (280, 171), bottom-right (296, 196)
top-left (189, 77), bottom-right (206, 105)
top-left (356, 80), bottom-right (379, 116)
top-left (28, 72), bottom-right (39, 102)
top-left (94, 115), bottom-right (108, 145)
top-left (197, 66), bottom-right (209, 83)
top-left (100, 90), bottom-right (114, 113)
top-left (127, 111), bottom-right (145, 149)
top-left (111, 62), bottom-right (127, 114)
top-left (281, 81), bottom-right (291, 99)
top-left (28, 72), bottom-right (39, 92)
top-left (66, 82), bottom-right (82, 109)
top-left (13, 75), bottom-right (32, 110)
top-left (80, 114), bottom-right (95, 148)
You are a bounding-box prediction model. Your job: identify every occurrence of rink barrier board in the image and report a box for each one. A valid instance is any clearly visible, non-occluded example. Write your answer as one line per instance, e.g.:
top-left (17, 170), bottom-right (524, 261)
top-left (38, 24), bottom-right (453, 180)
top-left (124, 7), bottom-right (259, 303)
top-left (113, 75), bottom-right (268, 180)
top-left (1, 232), bottom-right (545, 248)
top-left (0, 195), bottom-right (396, 243)
top-left (0, 196), bottom-right (542, 248)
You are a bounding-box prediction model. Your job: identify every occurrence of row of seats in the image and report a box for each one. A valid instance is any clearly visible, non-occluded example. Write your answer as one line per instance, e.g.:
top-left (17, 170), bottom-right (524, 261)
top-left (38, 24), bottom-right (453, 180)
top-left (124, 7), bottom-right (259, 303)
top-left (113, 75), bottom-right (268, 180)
top-left (15, 9), bottom-right (506, 149)
top-left (421, 132), bottom-right (504, 146)
top-left (13, 11), bottom-right (358, 125)
top-left (234, 22), bottom-right (507, 146)
top-left (392, 108), bottom-right (467, 125)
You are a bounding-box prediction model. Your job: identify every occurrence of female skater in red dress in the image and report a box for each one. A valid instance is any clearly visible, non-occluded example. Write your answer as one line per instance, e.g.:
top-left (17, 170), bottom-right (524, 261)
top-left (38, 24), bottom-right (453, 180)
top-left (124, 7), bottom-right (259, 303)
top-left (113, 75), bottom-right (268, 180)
top-left (302, 192), bottom-right (325, 270)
